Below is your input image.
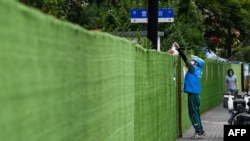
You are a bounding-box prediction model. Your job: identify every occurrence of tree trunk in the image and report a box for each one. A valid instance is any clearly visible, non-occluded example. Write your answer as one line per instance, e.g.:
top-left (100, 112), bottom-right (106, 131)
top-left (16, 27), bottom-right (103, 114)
top-left (227, 25), bottom-right (232, 59)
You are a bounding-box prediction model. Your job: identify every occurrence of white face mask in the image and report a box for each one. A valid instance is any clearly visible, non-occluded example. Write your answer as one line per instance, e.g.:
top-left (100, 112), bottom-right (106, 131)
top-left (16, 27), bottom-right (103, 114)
top-left (191, 61), bottom-right (195, 65)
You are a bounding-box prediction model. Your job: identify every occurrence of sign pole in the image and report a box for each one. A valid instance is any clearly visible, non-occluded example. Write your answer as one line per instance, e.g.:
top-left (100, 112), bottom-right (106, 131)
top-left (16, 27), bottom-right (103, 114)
top-left (147, 0), bottom-right (158, 50)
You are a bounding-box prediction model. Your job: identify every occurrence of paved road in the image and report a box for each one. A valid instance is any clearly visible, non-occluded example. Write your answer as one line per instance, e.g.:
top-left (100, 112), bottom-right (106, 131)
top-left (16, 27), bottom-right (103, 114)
top-left (176, 103), bottom-right (230, 141)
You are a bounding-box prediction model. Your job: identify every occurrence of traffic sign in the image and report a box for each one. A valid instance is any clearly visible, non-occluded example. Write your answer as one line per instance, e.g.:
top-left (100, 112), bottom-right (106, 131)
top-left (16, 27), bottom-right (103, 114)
top-left (130, 8), bottom-right (174, 23)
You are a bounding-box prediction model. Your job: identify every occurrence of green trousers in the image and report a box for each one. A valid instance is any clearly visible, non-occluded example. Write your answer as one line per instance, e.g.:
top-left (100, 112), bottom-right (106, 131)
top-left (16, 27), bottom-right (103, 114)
top-left (187, 93), bottom-right (203, 133)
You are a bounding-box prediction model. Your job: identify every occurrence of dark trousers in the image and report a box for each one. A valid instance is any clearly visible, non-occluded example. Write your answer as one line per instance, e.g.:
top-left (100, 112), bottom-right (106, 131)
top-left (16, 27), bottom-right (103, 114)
top-left (187, 93), bottom-right (203, 133)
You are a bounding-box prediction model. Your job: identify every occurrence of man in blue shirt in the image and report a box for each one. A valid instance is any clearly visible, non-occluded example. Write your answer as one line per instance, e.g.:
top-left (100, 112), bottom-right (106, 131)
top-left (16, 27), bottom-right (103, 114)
top-left (176, 45), bottom-right (205, 139)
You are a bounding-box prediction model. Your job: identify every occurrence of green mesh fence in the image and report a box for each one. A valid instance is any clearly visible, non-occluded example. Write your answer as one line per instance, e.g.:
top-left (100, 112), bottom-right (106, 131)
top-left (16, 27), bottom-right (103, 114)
top-left (1, 1), bottom-right (136, 141)
top-left (134, 51), bottom-right (178, 141)
top-left (201, 61), bottom-right (227, 111)
top-left (0, 1), bottom-right (243, 141)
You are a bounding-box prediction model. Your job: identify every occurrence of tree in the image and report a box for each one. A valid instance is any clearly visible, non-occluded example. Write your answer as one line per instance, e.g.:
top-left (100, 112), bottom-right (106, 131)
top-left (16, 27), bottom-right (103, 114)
top-left (196, 0), bottom-right (250, 61)
top-left (24, 0), bottom-right (250, 59)
top-left (160, 0), bottom-right (205, 54)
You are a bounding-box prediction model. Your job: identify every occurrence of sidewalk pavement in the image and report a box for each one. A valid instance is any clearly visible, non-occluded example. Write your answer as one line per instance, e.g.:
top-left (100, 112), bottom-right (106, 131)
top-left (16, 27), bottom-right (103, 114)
top-left (176, 103), bottom-right (230, 141)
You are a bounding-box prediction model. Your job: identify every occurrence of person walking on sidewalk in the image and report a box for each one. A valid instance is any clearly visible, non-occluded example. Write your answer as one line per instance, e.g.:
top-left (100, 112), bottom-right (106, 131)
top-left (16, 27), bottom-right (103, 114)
top-left (225, 68), bottom-right (238, 95)
top-left (175, 45), bottom-right (206, 139)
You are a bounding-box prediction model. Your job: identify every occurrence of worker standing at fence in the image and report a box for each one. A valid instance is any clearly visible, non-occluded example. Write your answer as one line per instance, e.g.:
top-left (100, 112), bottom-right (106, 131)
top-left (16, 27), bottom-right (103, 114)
top-left (174, 44), bottom-right (206, 139)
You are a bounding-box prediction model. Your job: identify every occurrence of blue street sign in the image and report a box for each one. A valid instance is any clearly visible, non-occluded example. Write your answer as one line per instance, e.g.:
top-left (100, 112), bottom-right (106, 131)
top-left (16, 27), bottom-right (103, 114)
top-left (130, 8), bottom-right (174, 23)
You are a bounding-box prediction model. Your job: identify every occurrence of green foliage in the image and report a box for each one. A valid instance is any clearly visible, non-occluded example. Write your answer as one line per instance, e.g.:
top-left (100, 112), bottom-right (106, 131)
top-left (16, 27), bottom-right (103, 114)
top-left (196, 0), bottom-right (250, 61)
top-left (19, 0), bottom-right (250, 62)
top-left (19, 0), bottom-right (44, 8)
top-left (100, 4), bottom-right (131, 32)
top-left (240, 47), bottom-right (250, 62)
top-left (135, 32), bottom-right (153, 49)
top-left (161, 0), bottom-right (205, 54)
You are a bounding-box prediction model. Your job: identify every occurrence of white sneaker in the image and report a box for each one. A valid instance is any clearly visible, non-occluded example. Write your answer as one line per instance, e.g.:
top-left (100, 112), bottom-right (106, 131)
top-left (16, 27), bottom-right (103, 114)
top-left (191, 133), bottom-right (201, 139)
top-left (190, 131), bottom-right (205, 139)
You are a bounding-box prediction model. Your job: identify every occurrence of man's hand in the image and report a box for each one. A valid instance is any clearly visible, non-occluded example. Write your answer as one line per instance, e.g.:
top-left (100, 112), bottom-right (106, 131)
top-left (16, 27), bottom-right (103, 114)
top-left (173, 42), bottom-right (179, 49)
top-left (167, 42), bottom-right (179, 56)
